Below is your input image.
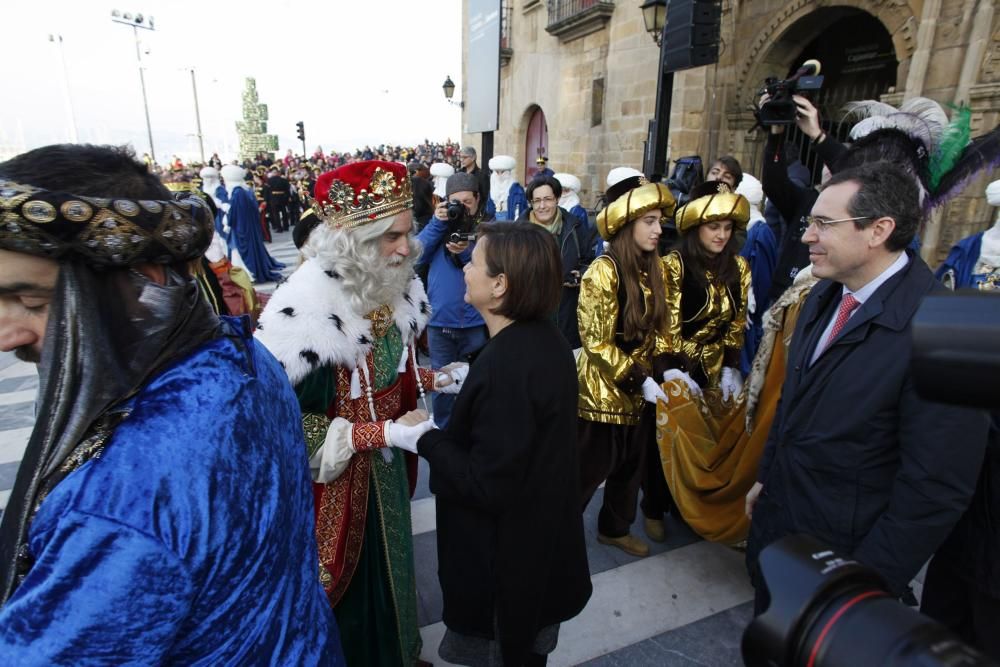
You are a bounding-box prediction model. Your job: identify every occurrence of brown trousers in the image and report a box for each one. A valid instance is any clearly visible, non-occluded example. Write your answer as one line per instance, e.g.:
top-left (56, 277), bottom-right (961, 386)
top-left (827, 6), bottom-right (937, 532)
top-left (578, 406), bottom-right (656, 537)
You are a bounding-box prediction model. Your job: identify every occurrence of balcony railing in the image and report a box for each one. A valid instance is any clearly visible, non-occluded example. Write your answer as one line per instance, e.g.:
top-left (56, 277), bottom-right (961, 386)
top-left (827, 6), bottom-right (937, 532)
top-left (546, 0), bottom-right (614, 42)
top-left (500, 0), bottom-right (513, 66)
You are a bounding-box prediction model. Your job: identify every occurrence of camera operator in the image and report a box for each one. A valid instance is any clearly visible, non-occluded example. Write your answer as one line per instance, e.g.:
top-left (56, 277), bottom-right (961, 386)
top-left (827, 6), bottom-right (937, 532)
top-left (416, 172), bottom-right (493, 427)
top-left (744, 161), bottom-right (989, 616)
top-left (760, 93), bottom-right (847, 307)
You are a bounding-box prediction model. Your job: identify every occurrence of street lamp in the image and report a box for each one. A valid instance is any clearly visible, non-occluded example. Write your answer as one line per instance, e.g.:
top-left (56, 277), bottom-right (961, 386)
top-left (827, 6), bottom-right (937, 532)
top-left (640, 0), bottom-right (672, 179)
top-left (111, 9), bottom-right (156, 163)
top-left (640, 0), bottom-right (667, 47)
top-left (442, 75), bottom-right (464, 108)
top-left (48, 34), bottom-right (78, 143)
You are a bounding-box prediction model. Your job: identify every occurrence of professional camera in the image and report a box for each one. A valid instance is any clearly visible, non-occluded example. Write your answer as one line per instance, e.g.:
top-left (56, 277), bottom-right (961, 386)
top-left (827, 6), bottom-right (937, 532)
top-left (743, 534), bottom-right (997, 666)
top-left (755, 59), bottom-right (824, 127)
top-left (445, 199), bottom-right (477, 244)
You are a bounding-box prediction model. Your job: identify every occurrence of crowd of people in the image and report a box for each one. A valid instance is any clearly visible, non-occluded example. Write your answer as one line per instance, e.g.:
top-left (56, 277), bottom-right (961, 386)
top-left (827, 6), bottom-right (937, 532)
top-left (0, 90), bottom-right (997, 667)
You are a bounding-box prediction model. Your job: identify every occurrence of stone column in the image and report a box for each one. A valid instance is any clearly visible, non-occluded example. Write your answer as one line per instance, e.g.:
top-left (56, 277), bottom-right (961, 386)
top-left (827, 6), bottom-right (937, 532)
top-left (903, 0), bottom-right (943, 100)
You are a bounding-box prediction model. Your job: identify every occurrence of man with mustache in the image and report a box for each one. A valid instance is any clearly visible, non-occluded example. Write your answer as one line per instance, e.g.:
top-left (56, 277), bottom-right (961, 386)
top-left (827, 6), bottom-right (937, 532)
top-left (257, 160), bottom-right (453, 667)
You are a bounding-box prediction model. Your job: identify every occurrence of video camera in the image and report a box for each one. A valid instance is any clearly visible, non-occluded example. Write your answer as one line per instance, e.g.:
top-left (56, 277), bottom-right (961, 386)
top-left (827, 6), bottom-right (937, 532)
top-left (742, 290), bottom-right (1000, 666)
top-left (755, 59), bottom-right (824, 127)
top-left (445, 199), bottom-right (477, 244)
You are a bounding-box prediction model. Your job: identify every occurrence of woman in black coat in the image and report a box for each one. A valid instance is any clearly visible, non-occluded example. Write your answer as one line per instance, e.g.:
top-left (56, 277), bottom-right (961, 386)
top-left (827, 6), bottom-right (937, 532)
top-left (397, 222), bottom-right (592, 666)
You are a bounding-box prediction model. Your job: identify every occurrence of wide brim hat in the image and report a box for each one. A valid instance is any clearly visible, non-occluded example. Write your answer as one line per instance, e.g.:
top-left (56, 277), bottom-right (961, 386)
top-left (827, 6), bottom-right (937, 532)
top-left (674, 180), bottom-right (750, 234)
top-left (596, 176), bottom-right (676, 241)
top-left (312, 160), bottom-right (412, 230)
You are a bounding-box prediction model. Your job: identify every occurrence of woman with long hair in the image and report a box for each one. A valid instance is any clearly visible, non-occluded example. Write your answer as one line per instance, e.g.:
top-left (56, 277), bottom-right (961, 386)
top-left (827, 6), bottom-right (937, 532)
top-left (577, 174), bottom-right (676, 558)
top-left (651, 180), bottom-right (756, 545)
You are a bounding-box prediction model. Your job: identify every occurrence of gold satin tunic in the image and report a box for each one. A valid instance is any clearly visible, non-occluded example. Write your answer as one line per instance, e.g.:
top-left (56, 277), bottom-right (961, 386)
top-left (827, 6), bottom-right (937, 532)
top-left (577, 255), bottom-right (667, 425)
top-left (662, 251), bottom-right (751, 389)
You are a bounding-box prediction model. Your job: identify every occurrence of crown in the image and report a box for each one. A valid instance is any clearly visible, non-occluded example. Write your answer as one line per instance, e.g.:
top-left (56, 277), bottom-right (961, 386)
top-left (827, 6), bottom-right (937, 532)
top-left (312, 163), bottom-right (413, 229)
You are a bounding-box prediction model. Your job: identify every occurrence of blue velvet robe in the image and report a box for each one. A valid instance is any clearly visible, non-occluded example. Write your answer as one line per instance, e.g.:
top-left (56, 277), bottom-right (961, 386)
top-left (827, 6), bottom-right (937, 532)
top-left (229, 186), bottom-right (285, 283)
top-left (486, 183), bottom-right (529, 221)
top-left (935, 231), bottom-right (984, 289)
top-left (739, 222), bottom-right (778, 375)
top-left (0, 317), bottom-right (344, 666)
top-left (213, 185), bottom-right (230, 243)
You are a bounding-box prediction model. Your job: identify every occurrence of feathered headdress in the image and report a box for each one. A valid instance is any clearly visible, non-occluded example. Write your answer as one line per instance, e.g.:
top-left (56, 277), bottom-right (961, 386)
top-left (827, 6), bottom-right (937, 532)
top-left (841, 98), bottom-right (1000, 210)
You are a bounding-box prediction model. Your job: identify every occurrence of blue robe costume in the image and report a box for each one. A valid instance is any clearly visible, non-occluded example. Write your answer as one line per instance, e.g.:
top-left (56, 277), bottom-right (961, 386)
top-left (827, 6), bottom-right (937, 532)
top-left (486, 183), bottom-right (529, 221)
top-left (228, 185), bottom-right (285, 283)
top-left (0, 317), bottom-right (344, 665)
top-left (213, 185), bottom-right (230, 243)
top-left (935, 231), bottom-right (986, 289)
top-left (739, 221), bottom-right (778, 375)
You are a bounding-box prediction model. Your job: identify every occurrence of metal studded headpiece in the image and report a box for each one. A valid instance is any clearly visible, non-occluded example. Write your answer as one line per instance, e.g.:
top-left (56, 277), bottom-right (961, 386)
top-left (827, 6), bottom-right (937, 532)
top-left (0, 179), bottom-right (214, 267)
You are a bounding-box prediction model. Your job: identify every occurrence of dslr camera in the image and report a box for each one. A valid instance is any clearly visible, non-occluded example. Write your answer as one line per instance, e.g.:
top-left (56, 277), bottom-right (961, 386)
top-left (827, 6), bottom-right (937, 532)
top-left (756, 59), bottom-right (824, 127)
top-left (446, 199), bottom-right (477, 244)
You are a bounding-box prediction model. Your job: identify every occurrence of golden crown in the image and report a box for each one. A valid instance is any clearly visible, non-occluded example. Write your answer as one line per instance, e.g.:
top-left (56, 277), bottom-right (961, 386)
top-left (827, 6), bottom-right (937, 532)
top-left (313, 167), bottom-right (413, 229)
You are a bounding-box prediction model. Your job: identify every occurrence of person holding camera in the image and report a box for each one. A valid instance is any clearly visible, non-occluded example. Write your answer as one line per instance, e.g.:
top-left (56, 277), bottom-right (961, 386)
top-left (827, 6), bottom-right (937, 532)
top-left (417, 171), bottom-right (493, 427)
top-left (516, 175), bottom-right (595, 349)
top-left (759, 93), bottom-right (846, 307)
top-left (744, 162), bottom-right (989, 615)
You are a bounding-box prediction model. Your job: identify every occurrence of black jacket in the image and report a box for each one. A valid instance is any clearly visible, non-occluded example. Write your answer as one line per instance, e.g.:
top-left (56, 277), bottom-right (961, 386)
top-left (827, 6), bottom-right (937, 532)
top-left (762, 131), bottom-right (846, 302)
top-left (515, 208), bottom-right (595, 348)
top-left (747, 252), bottom-right (989, 595)
top-left (418, 319), bottom-right (592, 665)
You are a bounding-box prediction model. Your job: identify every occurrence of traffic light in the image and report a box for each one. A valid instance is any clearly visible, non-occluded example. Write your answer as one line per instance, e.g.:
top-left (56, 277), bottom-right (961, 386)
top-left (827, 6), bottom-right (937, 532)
top-left (296, 121), bottom-right (305, 142)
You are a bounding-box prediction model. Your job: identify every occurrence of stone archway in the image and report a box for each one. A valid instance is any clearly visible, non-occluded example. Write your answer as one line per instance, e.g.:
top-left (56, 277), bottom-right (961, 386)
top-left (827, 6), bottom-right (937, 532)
top-left (734, 0), bottom-right (917, 116)
top-left (523, 105), bottom-right (549, 183)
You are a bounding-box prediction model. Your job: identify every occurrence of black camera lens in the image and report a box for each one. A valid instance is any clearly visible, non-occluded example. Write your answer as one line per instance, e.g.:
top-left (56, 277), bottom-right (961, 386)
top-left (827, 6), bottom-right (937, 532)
top-left (743, 535), bottom-right (997, 667)
top-left (446, 200), bottom-right (465, 221)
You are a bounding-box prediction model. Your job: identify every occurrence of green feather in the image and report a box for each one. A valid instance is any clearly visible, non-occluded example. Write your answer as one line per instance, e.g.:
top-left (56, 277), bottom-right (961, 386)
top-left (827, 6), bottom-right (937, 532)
top-left (929, 105), bottom-right (971, 191)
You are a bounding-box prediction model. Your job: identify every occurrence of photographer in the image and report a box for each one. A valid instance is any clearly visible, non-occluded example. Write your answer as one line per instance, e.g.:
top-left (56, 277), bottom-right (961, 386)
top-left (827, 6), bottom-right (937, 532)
top-left (417, 172), bottom-right (492, 427)
top-left (760, 94), bottom-right (846, 305)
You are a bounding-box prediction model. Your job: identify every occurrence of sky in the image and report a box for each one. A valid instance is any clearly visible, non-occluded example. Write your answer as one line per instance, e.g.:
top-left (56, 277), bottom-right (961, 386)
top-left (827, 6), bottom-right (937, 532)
top-left (0, 0), bottom-right (464, 163)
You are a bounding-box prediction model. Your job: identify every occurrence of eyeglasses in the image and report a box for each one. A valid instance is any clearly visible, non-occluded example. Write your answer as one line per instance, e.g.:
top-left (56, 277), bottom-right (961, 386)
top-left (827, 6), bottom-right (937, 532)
top-left (531, 196), bottom-right (556, 206)
top-left (801, 215), bottom-right (873, 232)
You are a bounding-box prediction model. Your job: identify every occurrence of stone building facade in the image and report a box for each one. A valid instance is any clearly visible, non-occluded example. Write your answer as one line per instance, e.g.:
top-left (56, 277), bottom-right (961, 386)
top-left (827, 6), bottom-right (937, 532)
top-left (460, 0), bottom-right (1000, 262)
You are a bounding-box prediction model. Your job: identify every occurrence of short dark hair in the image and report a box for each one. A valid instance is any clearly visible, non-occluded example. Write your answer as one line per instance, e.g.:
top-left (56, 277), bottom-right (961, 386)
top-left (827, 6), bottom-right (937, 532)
top-left (822, 161), bottom-right (921, 251)
top-left (712, 155), bottom-right (743, 187)
top-left (526, 175), bottom-right (562, 202)
top-left (0, 144), bottom-right (170, 201)
top-left (477, 221), bottom-right (561, 321)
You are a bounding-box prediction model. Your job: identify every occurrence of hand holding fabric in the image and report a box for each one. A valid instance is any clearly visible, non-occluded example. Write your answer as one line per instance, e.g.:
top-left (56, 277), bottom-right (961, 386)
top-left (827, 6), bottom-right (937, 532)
top-left (662, 369), bottom-right (702, 398)
top-left (641, 377), bottom-right (669, 405)
top-left (720, 367), bottom-right (744, 402)
top-left (388, 418), bottom-right (435, 453)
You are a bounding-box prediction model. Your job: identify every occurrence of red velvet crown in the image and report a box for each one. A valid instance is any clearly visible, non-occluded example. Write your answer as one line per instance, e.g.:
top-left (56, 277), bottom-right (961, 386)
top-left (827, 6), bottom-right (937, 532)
top-left (312, 160), bottom-right (412, 229)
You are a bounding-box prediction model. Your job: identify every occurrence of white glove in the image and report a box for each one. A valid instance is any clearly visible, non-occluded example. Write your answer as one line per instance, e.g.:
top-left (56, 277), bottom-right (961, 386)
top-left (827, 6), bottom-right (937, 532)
top-left (662, 369), bottom-right (702, 398)
top-left (720, 367), bottom-right (744, 402)
top-left (434, 363), bottom-right (469, 395)
top-left (641, 377), bottom-right (668, 405)
top-left (387, 418), bottom-right (436, 453)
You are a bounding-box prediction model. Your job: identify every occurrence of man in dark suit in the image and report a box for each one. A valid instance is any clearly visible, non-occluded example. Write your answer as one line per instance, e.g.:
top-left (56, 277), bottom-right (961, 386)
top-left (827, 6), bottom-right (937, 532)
top-left (745, 161), bottom-right (988, 614)
top-left (265, 169), bottom-right (292, 232)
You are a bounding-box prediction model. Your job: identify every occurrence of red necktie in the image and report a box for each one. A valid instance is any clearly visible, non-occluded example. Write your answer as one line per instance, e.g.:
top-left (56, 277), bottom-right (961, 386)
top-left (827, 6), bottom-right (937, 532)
top-left (823, 293), bottom-right (860, 352)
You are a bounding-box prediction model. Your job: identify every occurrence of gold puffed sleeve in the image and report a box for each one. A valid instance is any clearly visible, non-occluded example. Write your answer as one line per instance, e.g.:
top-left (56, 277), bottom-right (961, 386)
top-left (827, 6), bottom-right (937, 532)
top-left (577, 256), bottom-right (635, 384)
top-left (661, 251), bottom-right (685, 355)
top-left (722, 255), bottom-right (752, 351)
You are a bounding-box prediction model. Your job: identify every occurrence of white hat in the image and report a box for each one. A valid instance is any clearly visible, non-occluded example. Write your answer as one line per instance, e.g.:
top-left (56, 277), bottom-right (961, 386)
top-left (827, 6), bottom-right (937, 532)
top-left (220, 164), bottom-right (247, 183)
top-left (606, 167), bottom-right (644, 188)
top-left (199, 166), bottom-right (219, 179)
top-left (986, 179), bottom-right (1000, 206)
top-left (736, 174), bottom-right (764, 208)
top-left (554, 172), bottom-right (581, 192)
top-left (430, 162), bottom-right (455, 178)
top-left (488, 155), bottom-right (516, 171)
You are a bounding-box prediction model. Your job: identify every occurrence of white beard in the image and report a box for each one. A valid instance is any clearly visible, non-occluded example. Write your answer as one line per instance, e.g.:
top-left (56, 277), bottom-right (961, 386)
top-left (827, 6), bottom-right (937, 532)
top-left (559, 191), bottom-right (581, 210)
top-left (490, 172), bottom-right (514, 210)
